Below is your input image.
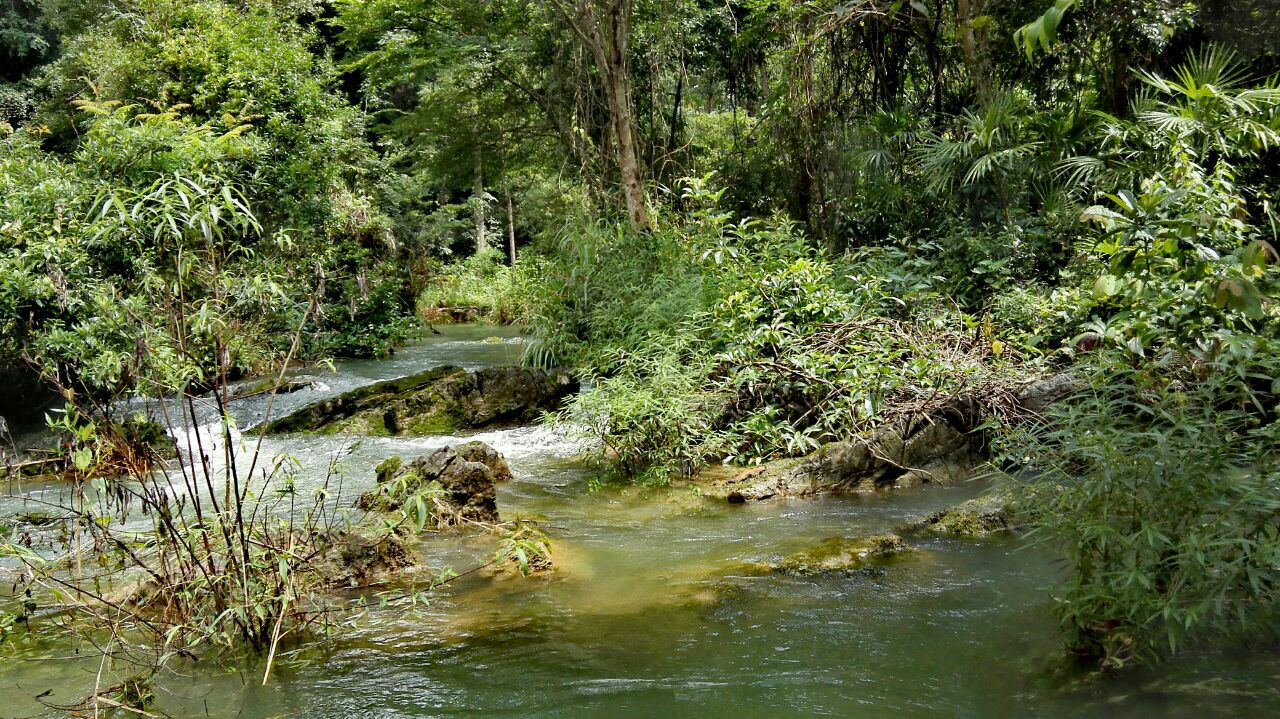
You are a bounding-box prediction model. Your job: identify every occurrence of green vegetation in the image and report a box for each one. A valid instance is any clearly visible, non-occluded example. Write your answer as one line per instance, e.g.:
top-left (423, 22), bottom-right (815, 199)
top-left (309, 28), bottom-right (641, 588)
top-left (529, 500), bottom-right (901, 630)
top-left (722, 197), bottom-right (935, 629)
top-left (2, 0), bottom-right (1279, 696)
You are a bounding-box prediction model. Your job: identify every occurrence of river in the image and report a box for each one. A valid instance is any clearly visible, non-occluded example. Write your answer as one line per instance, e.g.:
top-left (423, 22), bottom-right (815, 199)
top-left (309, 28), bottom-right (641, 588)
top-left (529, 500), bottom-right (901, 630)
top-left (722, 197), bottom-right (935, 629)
top-left (2, 325), bottom-right (1277, 718)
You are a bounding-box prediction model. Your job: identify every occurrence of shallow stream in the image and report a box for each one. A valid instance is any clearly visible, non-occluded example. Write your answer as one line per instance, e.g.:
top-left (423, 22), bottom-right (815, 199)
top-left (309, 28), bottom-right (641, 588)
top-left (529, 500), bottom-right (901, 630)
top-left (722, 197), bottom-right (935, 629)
top-left (3, 325), bottom-right (1278, 718)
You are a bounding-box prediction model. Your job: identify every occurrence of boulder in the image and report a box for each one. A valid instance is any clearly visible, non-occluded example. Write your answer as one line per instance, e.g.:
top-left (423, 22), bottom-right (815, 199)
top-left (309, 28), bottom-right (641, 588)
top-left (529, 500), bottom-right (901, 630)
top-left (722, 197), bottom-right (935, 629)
top-left (228, 376), bottom-right (314, 400)
top-left (358, 442), bottom-right (514, 527)
top-left (260, 365), bottom-right (578, 435)
top-left (1014, 373), bottom-right (1079, 414)
top-left (899, 491), bottom-right (1016, 537)
top-left (332, 532), bottom-right (415, 586)
top-left (777, 534), bottom-right (911, 575)
top-left (717, 395), bottom-right (984, 501)
top-left (710, 375), bottom-right (1076, 502)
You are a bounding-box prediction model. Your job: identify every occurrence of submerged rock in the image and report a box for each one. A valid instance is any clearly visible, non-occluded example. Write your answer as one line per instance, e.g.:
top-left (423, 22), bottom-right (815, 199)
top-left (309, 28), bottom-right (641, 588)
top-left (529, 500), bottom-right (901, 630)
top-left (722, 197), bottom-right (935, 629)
top-left (899, 491), bottom-right (1017, 537)
top-left (777, 534), bottom-right (910, 575)
top-left (260, 365), bottom-right (578, 435)
top-left (682, 578), bottom-right (759, 616)
top-left (358, 441), bottom-right (514, 527)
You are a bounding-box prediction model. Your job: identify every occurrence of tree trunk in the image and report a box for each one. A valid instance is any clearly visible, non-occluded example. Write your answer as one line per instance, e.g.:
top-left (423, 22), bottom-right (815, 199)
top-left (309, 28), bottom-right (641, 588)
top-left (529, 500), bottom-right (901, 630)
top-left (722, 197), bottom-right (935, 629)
top-left (956, 0), bottom-right (991, 104)
top-left (547, 0), bottom-right (651, 230)
top-left (473, 143), bottom-right (487, 256)
top-left (606, 63), bottom-right (648, 230)
top-left (505, 189), bottom-right (517, 266)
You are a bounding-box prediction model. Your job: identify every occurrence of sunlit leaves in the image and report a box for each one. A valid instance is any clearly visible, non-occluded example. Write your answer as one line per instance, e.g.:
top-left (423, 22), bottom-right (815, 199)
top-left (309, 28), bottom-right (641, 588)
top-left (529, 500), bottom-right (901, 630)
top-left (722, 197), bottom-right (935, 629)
top-left (1012, 0), bottom-right (1076, 60)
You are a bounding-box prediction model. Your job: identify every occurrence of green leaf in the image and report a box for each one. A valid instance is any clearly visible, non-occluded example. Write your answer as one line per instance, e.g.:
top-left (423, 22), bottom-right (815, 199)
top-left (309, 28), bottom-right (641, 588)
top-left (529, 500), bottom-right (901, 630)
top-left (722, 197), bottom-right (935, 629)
top-left (1093, 274), bottom-right (1121, 299)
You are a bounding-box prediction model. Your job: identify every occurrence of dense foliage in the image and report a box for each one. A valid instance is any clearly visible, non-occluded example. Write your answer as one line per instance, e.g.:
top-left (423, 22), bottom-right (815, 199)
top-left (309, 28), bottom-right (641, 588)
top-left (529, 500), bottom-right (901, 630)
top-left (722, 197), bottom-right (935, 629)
top-left (2, 0), bottom-right (1279, 675)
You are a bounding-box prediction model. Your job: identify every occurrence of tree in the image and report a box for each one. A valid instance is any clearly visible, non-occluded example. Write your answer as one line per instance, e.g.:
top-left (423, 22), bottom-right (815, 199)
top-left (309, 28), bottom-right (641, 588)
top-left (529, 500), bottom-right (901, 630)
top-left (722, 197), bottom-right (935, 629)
top-left (545, 0), bottom-right (651, 230)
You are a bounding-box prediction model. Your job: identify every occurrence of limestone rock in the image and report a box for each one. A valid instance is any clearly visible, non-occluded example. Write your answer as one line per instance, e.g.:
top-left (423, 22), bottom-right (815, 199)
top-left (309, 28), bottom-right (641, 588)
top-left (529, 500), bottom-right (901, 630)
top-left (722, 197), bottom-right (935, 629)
top-left (777, 534), bottom-right (910, 574)
top-left (357, 441), bottom-right (514, 527)
top-left (899, 491), bottom-right (1016, 537)
top-left (716, 396), bottom-right (984, 501)
top-left (1014, 374), bottom-right (1079, 415)
top-left (710, 375), bottom-right (1077, 502)
top-left (260, 365), bottom-right (578, 435)
top-left (332, 532), bottom-right (415, 586)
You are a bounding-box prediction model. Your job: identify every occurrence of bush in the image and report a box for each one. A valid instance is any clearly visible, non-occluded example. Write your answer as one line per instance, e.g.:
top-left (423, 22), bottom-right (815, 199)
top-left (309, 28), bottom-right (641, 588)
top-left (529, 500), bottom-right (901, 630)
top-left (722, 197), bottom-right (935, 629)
top-left (27, 0), bottom-right (413, 363)
top-left (1011, 354), bottom-right (1280, 667)
top-left (417, 248), bottom-right (544, 325)
top-left (540, 180), bottom-right (1020, 481)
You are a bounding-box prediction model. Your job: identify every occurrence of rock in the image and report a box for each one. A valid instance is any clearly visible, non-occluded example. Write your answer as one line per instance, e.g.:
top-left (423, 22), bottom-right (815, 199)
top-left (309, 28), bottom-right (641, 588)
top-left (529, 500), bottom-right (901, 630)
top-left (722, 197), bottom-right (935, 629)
top-left (713, 396), bottom-right (984, 501)
top-left (682, 578), bottom-right (757, 615)
top-left (708, 375), bottom-right (1077, 502)
top-left (1014, 374), bottom-right (1079, 415)
top-left (357, 442), bottom-right (514, 527)
top-left (332, 532), bottom-right (415, 586)
top-left (422, 306), bottom-right (483, 323)
top-left (777, 534), bottom-right (911, 575)
top-left (228, 376), bottom-right (315, 400)
top-left (14, 511), bottom-right (61, 526)
top-left (260, 365), bottom-right (578, 435)
top-left (899, 491), bottom-right (1017, 537)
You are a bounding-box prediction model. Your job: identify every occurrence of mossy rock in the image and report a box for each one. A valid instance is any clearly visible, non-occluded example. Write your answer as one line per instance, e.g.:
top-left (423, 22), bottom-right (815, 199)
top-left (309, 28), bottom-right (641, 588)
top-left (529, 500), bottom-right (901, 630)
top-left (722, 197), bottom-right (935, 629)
top-left (717, 560), bottom-right (775, 577)
top-left (357, 441), bottom-right (514, 527)
top-left (15, 511), bottom-right (60, 526)
top-left (261, 365), bottom-right (577, 435)
top-left (682, 578), bottom-right (758, 613)
top-left (375, 455), bottom-right (403, 484)
top-left (332, 531), bottom-right (415, 586)
top-left (778, 534), bottom-right (910, 575)
top-left (899, 491), bottom-right (1016, 538)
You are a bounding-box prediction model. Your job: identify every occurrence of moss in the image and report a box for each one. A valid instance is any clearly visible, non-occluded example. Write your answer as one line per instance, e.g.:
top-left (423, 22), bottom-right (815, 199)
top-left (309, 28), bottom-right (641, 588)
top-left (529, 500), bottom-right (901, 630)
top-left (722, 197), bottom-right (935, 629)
top-left (683, 578), bottom-right (756, 612)
top-left (375, 455), bottom-right (403, 484)
top-left (334, 531), bottom-right (414, 586)
top-left (15, 512), bottom-right (59, 526)
top-left (404, 409), bottom-right (463, 435)
top-left (899, 491), bottom-right (1016, 538)
top-left (718, 561), bottom-right (775, 577)
top-left (325, 412), bottom-right (393, 436)
top-left (234, 376), bottom-right (279, 397)
top-left (357, 490), bottom-right (394, 512)
top-left (778, 534), bottom-right (910, 575)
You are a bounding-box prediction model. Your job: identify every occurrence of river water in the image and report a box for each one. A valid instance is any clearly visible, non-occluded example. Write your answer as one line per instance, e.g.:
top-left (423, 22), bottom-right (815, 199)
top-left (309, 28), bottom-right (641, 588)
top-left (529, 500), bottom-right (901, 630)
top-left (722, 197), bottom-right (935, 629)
top-left (2, 325), bottom-right (1278, 718)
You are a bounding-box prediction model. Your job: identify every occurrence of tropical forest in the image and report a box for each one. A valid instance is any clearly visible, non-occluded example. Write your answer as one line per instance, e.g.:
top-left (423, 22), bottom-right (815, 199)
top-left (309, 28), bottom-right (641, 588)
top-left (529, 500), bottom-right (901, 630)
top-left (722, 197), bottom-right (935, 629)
top-left (2, 0), bottom-right (1279, 716)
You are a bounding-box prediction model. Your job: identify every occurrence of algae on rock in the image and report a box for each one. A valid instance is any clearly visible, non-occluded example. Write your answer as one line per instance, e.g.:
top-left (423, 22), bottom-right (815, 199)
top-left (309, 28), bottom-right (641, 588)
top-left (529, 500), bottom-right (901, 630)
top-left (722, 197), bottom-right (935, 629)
top-left (261, 365), bottom-right (578, 435)
top-left (777, 534), bottom-right (911, 574)
top-left (899, 491), bottom-right (1017, 537)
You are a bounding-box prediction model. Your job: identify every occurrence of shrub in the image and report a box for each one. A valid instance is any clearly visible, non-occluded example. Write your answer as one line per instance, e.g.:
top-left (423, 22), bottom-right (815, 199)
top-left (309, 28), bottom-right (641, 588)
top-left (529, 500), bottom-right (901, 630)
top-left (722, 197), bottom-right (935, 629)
top-left (1011, 354), bottom-right (1280, 667)
top-left (541, 179), bottom-right (1020, 481)
top-left (417, 248), bottom-right (544, 325)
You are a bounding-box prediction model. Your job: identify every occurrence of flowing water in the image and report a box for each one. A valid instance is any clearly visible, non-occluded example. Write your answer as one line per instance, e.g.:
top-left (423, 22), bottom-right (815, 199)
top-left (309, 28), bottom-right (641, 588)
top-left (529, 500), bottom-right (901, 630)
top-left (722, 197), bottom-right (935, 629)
top-left (3, 325), bottom-right (1279, 718)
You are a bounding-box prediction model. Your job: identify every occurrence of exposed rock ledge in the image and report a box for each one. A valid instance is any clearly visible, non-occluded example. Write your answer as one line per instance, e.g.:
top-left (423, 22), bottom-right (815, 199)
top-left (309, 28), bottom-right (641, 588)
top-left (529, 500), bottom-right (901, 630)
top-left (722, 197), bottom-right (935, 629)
top-left (706, 374), bottom-right (1076, 502)
top-left (260, 365), bottom-right (578, 435)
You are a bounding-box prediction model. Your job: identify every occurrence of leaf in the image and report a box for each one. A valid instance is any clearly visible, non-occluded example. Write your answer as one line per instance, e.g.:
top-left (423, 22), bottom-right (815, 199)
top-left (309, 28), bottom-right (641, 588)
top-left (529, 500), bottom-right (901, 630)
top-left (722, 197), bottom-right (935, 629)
top-left (1193, 244), bottom-right (1220, 261)
top-left (1242, 240), bottom-right (1275, 274)
top-left (1012, 0), bottom-right (1076, 60)
top-left (1093, 274), bottom-right (1121, 299)
top-left (72, 447), bottom-right (93, 472)
top-left (1215, 278), bottom-right (1264, 319)
top-left (1080, 205), bottom-right (1125, 229)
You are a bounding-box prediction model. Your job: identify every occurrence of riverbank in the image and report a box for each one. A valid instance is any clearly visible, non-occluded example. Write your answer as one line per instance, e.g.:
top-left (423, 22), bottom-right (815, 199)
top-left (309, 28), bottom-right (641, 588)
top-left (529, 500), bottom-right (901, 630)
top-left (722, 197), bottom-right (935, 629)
top-left (3, 327), bottom-right (1279, 718)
